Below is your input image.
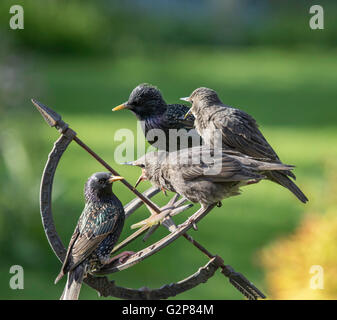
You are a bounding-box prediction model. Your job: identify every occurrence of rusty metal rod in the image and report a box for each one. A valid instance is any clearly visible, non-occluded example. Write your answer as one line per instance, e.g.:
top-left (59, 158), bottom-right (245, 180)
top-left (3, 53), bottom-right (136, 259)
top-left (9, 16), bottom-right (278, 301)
top-left (73, 136), bottom-right (161, 213)
top-left (182, 233), bottom-right (214, 259)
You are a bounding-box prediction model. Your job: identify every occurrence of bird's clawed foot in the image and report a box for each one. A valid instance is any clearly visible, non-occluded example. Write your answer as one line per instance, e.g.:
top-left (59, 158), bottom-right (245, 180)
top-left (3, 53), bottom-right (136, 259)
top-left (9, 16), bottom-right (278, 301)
top-left (184, 214), bottom-right (198, 231)
top-left (180, 204), bottom-right (213, 231)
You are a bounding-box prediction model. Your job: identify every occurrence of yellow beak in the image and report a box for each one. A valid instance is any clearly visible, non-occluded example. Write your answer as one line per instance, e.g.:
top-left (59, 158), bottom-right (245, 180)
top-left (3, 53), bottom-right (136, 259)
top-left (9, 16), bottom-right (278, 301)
top-left (108, 175), bottom-right (124, 183)
top-left (112, 103), bottom-right (128, 112)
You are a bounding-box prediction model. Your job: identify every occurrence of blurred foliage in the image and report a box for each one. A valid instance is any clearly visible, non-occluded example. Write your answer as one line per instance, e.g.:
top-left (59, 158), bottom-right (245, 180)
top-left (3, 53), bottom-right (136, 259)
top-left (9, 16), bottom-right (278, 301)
top-left (0, 0), bottom-right (111, 54)
top-left (0, 0), bottom-right (336, 299)
top-left (260, 163), bottom-right (337, 299)
top-left (0, 0), bottom-right (336, 56)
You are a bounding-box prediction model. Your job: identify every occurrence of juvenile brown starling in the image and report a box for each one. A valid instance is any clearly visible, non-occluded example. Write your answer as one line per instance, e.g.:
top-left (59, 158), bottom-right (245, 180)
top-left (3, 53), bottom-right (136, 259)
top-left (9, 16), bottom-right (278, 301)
top-left (127, 146), bottom-right (294, 226)
top-left (112, 84), bottom-right (201, 151)
top-left (181, 87), bottom-right (308, 203)
top-left (54, 172), bottom-right (132, 300)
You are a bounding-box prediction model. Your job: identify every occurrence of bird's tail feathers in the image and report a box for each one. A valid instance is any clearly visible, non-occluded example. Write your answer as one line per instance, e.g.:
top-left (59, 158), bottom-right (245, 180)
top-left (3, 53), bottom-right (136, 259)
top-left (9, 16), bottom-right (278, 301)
top-left (247, 156), bottom-right (296, 179)
top-left (60, 265), bottom-right (85, 300)
top-left (257, 162), bottom-right (294, 171)
top-left (230, 154), bottom-right (295, 173)
top-left (269, 171), bottom-right (308, 203)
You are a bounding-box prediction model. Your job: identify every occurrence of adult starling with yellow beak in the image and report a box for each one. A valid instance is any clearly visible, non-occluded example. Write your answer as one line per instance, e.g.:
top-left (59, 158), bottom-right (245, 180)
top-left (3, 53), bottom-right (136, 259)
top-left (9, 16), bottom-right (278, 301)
top-left (181, 87), bottom-right (308, 203)
top-left (127, 146), bottom-right (295, 228)
top-left (54, 172), bottom-right (133, 300)
top-left (113, 84), bottom-right (201, 151)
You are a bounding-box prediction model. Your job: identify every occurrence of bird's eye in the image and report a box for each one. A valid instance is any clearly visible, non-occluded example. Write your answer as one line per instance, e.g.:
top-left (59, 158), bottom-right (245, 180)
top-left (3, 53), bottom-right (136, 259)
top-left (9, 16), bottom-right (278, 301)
top-left (131, 98), bottom-right (140, 107)
top-left (139, 164), bottom-right (145, 168)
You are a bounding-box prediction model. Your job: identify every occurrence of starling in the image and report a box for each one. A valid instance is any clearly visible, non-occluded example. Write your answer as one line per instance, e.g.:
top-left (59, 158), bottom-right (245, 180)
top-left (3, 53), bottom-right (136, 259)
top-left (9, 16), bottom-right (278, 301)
top-left (112, 84), bottom-right (201, 151)
top-left (181, 87), bottom-right (308, 203)
top-left (127, 146), bottom-right (294, 226)
top-left (54, 172), bottom-right (132, 300)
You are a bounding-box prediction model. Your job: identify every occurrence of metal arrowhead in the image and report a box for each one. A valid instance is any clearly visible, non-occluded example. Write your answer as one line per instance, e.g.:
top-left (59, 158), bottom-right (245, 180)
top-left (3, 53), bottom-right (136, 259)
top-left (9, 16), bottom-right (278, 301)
top-left (31, 99), bottom-right (69, 133)
top-left (31, 99), bottom-right (62, 127)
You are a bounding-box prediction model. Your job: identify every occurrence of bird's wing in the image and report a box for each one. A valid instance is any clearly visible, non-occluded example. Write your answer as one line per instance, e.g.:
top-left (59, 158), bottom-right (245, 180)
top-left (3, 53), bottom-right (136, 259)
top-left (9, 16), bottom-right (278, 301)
top-left (66, 204), bottom-right (120, 270)
top-left (58, 227), bottom-right (80, 277)
top-left (180, 152), bottom-right (262, 182)
top-left (165, 104), bottom-right (195, 130)
top-left (212, 108), bottom-right (280, 160)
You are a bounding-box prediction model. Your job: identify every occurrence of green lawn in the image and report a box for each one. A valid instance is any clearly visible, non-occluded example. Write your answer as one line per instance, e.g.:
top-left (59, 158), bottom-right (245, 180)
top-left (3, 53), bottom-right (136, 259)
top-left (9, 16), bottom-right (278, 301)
top-left (1, 48), bottom-right (336, 299)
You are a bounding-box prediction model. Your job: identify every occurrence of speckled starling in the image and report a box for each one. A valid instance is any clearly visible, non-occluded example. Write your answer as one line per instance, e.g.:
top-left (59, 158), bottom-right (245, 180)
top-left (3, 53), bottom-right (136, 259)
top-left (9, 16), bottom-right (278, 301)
top-left (181, 87), bottom-right (308, 203)
top-left (128, 146), bottom-right (294, 225)
top-left (112, 84), bottom-right (201, 151)
top-left (54, 172), bottom-right (132, 300)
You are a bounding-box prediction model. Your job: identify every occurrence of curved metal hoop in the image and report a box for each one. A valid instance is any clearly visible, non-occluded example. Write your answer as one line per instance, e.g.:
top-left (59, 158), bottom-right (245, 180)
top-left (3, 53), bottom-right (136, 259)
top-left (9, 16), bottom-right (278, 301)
top-left (40, 129), bottom-right (221, 299)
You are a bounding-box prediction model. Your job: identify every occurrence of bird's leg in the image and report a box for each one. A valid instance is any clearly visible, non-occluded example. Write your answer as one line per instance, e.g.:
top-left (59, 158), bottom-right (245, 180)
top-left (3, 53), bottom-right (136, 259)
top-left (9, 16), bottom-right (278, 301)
top-left (123, 186), bottom-right (160, 219)
top-left (161, 187), bottom-right (168, 196)
top-left (182, 203), bottom-right (210, 231)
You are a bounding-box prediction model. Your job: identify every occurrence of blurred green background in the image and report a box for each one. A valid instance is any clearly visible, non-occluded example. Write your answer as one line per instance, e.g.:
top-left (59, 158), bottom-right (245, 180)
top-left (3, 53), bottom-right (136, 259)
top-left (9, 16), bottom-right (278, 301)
top-left (0, 0), bottom-right (336, 300)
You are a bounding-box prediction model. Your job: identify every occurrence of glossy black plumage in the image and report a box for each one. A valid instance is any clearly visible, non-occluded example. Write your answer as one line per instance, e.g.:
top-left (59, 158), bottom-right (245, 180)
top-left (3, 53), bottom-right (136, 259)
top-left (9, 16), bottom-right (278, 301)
top-left (113, 84), bottom-right (201, 151)
top-left (183, 87), bottom-right (308, 203)
top-left (55, 172), bottom-right (125, 299)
